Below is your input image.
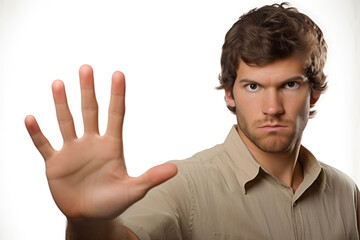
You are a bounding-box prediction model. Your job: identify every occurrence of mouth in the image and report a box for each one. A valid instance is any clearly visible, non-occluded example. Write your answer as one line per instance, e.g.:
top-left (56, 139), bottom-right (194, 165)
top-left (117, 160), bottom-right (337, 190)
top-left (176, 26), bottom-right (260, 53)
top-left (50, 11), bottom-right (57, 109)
top-left (258, 124), bottom-right (288, 131)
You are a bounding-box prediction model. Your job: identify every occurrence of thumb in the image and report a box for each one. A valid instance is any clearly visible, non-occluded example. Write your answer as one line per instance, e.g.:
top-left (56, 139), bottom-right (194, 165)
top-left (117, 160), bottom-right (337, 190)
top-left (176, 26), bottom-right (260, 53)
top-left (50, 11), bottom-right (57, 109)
top-left (135, 163), bottom-right (178, 193)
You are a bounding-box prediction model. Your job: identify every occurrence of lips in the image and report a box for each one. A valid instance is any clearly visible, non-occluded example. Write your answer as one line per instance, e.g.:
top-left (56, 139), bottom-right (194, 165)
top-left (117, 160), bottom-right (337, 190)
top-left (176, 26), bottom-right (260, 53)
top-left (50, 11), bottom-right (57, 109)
top-left (260, 124), bottom-right (286, 127)
top-left (258, 124), bottom-right (288, 131)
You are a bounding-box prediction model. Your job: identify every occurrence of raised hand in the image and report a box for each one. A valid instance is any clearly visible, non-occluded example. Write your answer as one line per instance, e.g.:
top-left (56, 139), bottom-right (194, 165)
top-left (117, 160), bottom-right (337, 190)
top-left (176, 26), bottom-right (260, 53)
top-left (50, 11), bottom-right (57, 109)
top-left (25, 65), bottom-right (177, 220)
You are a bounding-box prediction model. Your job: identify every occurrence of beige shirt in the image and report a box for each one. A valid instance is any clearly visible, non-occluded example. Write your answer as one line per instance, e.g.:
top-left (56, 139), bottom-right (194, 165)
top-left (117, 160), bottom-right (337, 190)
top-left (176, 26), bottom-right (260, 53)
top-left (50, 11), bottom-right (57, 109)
top-left (120, 126), bottom-right (360, 239)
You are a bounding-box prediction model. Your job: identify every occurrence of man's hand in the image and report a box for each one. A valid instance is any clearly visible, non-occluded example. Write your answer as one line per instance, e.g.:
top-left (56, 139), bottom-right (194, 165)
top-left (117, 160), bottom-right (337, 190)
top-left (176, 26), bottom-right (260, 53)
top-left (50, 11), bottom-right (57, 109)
top-left (25, 65), bottom-right (178, 220)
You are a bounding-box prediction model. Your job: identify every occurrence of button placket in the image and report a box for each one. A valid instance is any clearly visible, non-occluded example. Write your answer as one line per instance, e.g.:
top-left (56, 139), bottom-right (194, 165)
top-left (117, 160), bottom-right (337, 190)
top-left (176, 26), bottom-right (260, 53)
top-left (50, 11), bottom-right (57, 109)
top-left (291, 200), bottom-right (304, 240)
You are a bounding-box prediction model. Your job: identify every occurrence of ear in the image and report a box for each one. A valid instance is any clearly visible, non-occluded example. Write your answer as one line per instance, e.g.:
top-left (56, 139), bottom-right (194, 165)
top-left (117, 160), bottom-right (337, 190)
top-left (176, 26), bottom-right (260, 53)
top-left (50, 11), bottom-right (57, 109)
top-left (310, 90), bottom-right (321, 105)
top-left (225, 89), bottom-right (236, 107)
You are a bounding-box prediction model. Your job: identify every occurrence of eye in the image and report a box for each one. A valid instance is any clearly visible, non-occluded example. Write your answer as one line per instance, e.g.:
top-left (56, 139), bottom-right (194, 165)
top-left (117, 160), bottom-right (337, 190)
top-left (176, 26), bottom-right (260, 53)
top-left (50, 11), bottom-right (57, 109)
top-left (283, 81), bottom-right (299, 89)
top-left (246, 83), bottom-right (261, 92)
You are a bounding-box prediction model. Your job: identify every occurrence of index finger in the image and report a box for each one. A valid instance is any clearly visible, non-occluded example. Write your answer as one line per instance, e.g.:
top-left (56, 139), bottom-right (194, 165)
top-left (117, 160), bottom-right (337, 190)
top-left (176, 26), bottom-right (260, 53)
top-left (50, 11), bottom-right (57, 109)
top-left (105, 71), bottom-right (126, 139)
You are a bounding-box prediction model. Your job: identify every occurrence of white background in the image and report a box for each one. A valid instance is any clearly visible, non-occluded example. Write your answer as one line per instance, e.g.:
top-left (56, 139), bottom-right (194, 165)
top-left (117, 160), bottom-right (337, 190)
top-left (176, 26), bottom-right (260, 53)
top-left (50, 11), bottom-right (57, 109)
top-left (0, 0), bottom-right (359, 239)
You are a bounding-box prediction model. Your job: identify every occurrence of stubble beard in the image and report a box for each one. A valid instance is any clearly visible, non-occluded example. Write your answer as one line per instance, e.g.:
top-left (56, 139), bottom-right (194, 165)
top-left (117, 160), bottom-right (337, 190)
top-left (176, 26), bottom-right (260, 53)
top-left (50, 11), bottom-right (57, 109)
top-left (236, 112), bottom-right (300, 153)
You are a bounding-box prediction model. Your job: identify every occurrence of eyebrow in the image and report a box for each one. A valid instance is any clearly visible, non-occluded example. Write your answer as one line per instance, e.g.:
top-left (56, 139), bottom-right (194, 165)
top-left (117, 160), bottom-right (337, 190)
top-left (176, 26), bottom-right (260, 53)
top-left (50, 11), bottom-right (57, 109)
top-left (238, 75), bottom-right (308, 85)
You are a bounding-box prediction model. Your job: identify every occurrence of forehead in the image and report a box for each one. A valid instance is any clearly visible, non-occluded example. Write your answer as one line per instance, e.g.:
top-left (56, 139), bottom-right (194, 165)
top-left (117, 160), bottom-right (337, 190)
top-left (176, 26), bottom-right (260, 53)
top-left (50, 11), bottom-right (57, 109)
top-left (236, 57), bottom-right (304, 83)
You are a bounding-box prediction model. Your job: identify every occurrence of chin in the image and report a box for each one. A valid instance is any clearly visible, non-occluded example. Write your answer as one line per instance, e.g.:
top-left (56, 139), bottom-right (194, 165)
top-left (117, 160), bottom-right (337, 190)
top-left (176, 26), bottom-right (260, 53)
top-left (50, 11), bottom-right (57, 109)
top-left (254, 136), bottom-right (296, 153)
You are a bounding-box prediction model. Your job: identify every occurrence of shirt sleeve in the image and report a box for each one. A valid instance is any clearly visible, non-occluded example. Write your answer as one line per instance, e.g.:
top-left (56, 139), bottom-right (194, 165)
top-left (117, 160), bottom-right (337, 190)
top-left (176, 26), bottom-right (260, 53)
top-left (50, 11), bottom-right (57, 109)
top-left (119, 161), bottom-right (193, 240)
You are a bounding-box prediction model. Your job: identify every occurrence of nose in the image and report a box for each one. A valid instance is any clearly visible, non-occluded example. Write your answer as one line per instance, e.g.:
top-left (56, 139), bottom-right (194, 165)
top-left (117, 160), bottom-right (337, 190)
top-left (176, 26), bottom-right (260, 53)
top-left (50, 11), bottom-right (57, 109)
top-left (262, 89), bottom-right (284, 116)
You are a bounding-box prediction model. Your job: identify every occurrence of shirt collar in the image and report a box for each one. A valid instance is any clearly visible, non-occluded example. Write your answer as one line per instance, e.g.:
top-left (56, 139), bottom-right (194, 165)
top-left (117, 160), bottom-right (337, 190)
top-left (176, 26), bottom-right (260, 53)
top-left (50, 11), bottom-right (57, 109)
top-left (223, 125), bottom-right (324, 194)
top-left (294, 145), bottom-right (325, 200)
top-left (223, 125), bottom-right (261, 194)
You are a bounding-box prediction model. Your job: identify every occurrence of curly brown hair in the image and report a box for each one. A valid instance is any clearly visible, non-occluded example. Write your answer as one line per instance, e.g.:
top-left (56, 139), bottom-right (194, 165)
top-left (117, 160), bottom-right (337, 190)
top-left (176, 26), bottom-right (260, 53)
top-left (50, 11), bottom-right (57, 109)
top-left (218, 2), bottom-right (327, 118)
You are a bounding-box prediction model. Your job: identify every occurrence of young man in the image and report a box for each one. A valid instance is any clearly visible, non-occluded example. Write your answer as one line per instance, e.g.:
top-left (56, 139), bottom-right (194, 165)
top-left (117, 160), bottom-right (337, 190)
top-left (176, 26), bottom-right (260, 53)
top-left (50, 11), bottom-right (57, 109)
top-left (25, 3), bottom-right (359, 240)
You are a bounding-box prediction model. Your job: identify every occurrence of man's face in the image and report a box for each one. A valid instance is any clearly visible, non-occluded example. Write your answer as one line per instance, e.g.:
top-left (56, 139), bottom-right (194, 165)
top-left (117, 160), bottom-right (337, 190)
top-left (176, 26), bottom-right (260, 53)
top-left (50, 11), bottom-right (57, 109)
top-left (225, 57), bottom-right (320, 153)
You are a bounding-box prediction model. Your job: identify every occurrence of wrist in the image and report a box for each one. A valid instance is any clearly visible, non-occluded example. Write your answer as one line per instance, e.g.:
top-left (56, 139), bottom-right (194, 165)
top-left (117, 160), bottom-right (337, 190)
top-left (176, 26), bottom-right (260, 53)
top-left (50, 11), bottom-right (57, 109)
top-left (66, 218), bottom-right (118, 240)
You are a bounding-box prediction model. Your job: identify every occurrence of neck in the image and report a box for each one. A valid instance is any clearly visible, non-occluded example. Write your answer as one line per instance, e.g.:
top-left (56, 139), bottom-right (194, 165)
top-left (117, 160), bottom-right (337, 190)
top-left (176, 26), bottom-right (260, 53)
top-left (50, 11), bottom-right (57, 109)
top-left (237, 127), bottom-right (304, 192)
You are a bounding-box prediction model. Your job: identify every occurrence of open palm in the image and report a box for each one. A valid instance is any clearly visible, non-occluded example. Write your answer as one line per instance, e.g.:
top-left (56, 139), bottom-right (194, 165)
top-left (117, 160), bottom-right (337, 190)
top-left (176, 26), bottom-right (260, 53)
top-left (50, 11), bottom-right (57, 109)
top-left (25, 65), bottom-right (177, 220)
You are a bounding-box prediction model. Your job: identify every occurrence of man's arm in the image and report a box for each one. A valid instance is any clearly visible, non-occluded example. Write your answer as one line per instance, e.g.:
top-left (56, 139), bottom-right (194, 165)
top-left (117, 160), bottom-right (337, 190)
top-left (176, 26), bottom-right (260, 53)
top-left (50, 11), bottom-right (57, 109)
top-left (66, 219), bottom-right (138, 240)
top-left (25, 65), bottom-right (177, 239)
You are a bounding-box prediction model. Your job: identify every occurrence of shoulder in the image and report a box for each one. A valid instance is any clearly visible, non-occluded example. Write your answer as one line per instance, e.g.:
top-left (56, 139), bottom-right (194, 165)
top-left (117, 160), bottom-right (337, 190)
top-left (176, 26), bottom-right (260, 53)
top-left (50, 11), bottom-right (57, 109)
top-left (165, 143), bottom-right (239, 193)
top-left (143, 144), bottom-right (232, 209)
top-left (319, 161), bottom-right (358, 192)
top-left (169, 143), bottom-right (228, 169)
top-left (167, 143), bottom-right (233, 181)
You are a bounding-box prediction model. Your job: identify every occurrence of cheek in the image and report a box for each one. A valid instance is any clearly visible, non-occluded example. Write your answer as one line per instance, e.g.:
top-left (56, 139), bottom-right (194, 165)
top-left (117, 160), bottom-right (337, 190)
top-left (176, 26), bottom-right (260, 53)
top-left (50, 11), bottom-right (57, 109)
top-left (234, 95), bottom-right (262, 121)
top-left (286, 89), bottom-right (311, 113)
top-left (234, 95), bottom-right (252, 112)
top-left (289, 94), bottom-right (311, 128)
